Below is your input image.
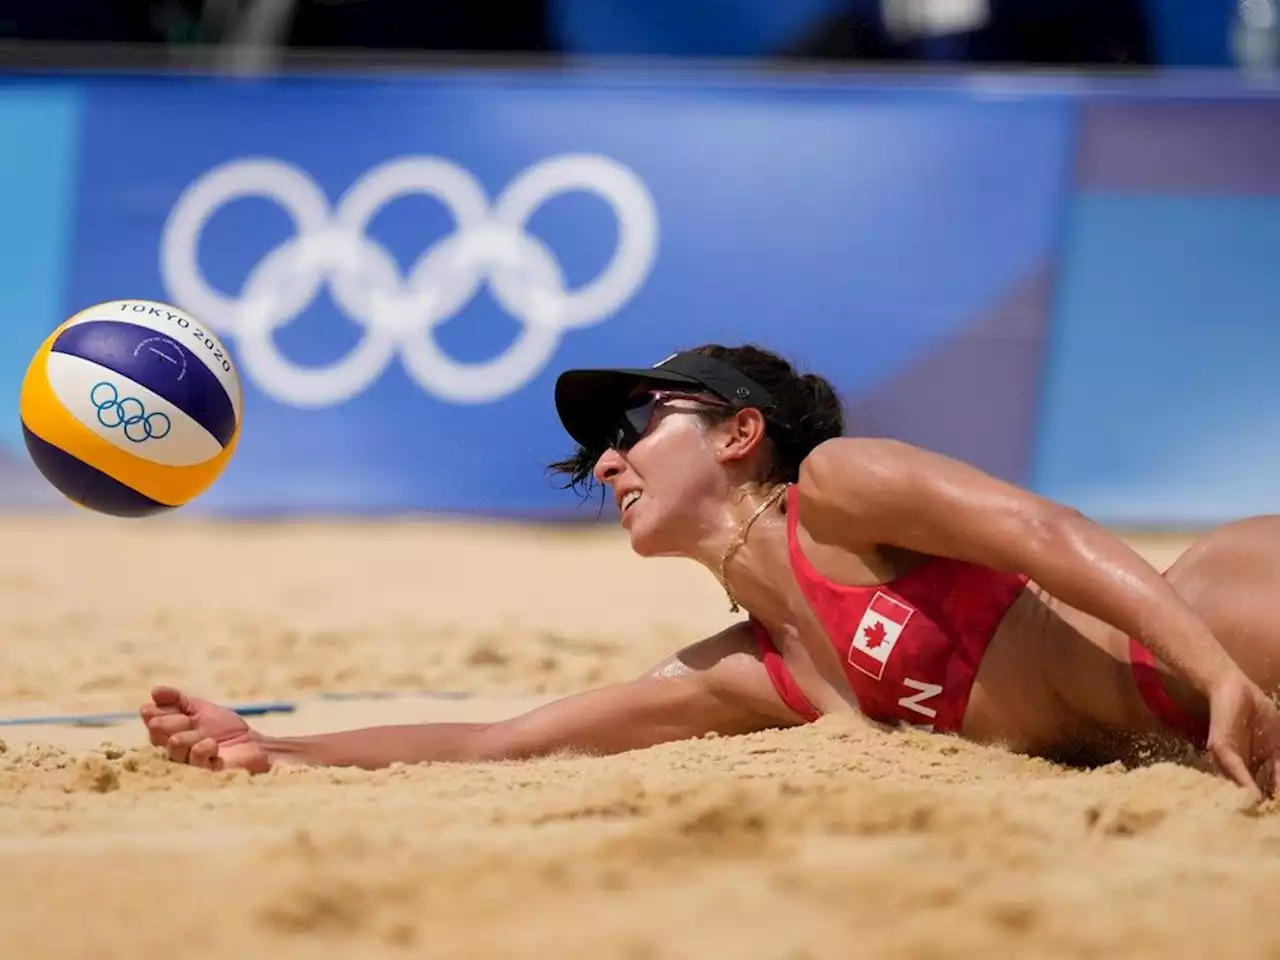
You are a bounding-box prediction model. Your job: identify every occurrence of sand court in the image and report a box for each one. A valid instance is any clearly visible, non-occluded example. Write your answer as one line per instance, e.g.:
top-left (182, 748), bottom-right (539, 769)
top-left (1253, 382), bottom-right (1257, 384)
top-left (0, 517), bottom-right (1276, 960)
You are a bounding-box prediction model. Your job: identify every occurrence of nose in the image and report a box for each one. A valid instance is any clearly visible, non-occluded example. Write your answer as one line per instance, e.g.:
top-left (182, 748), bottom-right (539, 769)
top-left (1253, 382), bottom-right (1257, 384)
top-left (592, 447), bottom-right (626, 485)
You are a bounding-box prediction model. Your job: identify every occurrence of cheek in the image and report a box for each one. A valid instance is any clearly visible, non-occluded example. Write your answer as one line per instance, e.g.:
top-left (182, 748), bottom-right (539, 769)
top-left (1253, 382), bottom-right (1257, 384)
top-left (632, 420), bottom-right (718, 487)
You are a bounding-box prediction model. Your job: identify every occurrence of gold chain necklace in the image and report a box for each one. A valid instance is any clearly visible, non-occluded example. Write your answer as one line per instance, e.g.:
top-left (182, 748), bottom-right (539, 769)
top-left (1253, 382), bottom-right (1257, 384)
top-left (716, 482), bottom-right (789, 613)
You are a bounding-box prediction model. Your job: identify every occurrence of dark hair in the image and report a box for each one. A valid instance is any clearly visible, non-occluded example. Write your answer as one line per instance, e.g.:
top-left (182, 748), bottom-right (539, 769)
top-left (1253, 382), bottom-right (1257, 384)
top-left (548, 343), bottom-right (846, 496)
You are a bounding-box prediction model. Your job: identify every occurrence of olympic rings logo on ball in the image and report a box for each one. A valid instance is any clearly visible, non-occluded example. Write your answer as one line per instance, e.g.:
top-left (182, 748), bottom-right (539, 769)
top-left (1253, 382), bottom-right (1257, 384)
top-left (90, 382), bottom-right (172, 443)
top-left (159, 154), bottom-right (660, 408)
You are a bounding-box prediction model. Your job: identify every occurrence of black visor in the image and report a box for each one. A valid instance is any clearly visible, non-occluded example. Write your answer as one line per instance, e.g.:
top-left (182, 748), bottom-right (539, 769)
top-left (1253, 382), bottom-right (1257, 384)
top-left (554, 351), bottom-right (775, 450)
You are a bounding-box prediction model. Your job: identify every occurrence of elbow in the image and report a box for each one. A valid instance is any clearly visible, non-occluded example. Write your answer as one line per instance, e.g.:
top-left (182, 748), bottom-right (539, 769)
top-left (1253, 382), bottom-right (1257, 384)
top-left (470, 719), bottom-right (562, 763)
top-left (468, 721), bottom-right (519, 762)
top-left (1022, 501), bottom-right (1092, 564)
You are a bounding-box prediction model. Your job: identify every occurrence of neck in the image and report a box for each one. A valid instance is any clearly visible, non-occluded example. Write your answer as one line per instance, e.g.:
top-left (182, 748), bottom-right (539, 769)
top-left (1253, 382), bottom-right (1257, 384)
top-left (688, 482), bottom-right (791, 614)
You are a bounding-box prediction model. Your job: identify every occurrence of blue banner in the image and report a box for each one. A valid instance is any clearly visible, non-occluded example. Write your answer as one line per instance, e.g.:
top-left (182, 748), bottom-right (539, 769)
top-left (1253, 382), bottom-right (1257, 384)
top-left (1032, 99), bottom-right (1280, 526)
top-left (21, 70), bottom-right (1067, 517)
top-left (0, 83), bottom-right (83, 507)
top-left (7, 68), bottom-right (1279, 524)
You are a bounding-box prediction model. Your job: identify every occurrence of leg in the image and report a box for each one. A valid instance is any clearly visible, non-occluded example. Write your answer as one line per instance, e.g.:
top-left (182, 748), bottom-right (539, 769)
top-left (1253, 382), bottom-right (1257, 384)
top-left (1146, 516), bottom-right (1280, 715)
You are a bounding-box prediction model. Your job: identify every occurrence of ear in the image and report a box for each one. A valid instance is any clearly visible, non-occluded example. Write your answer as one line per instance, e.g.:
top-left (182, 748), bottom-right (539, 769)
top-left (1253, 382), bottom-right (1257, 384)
top-left (713, 408), bottom-right (769, 465)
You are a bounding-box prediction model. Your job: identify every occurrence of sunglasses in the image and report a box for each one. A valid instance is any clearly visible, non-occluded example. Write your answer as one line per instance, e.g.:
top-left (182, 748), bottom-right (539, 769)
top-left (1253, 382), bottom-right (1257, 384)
top-left (608, 390), bottom-right (737, 452)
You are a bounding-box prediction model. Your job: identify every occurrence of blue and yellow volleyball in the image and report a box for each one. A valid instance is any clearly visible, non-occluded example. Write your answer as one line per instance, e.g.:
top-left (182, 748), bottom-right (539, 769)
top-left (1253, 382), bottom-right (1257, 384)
top-left (19, 298), bottom-right (243, 517)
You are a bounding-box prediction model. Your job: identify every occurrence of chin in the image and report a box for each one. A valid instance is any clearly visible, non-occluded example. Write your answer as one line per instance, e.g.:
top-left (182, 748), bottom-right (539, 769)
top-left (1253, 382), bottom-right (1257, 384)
top-left (624, 514), bottom-right (680, 559)
top-left (626, 528), bottom-right (663, 558)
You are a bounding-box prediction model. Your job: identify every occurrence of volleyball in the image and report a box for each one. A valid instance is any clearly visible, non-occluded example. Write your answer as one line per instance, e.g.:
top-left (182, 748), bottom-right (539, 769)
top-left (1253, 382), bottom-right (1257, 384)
top-left (18, 298), bottom-right (243, 517)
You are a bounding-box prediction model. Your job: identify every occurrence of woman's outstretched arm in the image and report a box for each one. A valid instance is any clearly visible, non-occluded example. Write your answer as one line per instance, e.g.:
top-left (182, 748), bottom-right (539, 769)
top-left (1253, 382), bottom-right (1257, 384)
top-left (141, 624), bottom-right (803, 773)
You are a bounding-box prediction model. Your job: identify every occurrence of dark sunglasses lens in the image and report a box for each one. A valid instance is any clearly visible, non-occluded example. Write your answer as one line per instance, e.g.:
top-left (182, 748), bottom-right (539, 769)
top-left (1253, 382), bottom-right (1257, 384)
top-left (611, 395), bottom-right (657, 450)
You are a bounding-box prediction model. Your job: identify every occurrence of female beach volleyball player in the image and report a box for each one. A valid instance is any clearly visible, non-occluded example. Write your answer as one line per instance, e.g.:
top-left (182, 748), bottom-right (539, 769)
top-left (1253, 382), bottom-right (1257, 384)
top-left (140, 344), bottom-right (1280, 799)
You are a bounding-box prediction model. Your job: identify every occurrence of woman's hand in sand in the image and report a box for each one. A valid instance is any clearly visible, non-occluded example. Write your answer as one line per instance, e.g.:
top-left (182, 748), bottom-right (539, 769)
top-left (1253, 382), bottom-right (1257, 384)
top-left (1206, 671), bottom-right (1280, 801)
top-left (139, 686), bottom-right (271, 773)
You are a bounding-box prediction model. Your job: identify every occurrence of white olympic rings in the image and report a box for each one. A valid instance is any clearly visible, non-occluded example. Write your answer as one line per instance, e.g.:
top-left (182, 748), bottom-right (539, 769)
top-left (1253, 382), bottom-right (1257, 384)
top-left (159, 154), bottom-right (659, 406)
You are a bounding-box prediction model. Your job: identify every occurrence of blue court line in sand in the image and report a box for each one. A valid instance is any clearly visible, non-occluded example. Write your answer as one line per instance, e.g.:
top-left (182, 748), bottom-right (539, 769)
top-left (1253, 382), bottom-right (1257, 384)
top-left (317, 690), bottom-right (474, 701)
top-left (0, 702), bottom-right (297, 729)
top-left (0, 690), bottom-right (487, 728)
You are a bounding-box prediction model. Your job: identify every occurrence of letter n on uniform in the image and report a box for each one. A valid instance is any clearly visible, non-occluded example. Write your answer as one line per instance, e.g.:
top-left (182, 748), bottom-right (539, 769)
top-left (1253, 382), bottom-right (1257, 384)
top-left (848, 592), bottom-right (914, 680)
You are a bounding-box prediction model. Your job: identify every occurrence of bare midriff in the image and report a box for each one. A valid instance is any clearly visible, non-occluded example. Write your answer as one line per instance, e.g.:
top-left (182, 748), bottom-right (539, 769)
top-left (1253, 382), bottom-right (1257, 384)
top-left (771, 576), bottom-right (1187, 764)
top-left (962, 583), bottom-right (1188, 762)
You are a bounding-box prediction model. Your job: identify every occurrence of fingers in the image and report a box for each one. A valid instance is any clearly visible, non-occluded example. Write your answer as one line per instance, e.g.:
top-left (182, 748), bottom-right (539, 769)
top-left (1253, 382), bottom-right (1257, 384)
top-left (150, 686), bottom-right (189, 711)
top-left (140, 688), bottom-right (195, 748)
top-left (145, 713), bottom-right (221, 771)
top-left (145, 712), bottom-right (193, 748)
top-left (1211, 744), bottom-right (1263, 802)
top-left (189, 738), bottom-right (222, 772)
top-left (1259, 757), bottom-right (1280, 800)
top-left (164, 730), bottom-right (220, 770)
top-left (139, 686), bottom-right (223, 772)
top-left (164, 729), bottom-right (200, 764)
top-left (1267, 758), bottom-right (1280, 799)
top-left (140, 687), bottom-right (192, 723)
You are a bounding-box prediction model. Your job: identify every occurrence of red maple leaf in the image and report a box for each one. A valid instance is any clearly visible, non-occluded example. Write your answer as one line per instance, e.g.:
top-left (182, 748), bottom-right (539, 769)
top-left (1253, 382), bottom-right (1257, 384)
top-left (863, 621), bottom-right (888, 649)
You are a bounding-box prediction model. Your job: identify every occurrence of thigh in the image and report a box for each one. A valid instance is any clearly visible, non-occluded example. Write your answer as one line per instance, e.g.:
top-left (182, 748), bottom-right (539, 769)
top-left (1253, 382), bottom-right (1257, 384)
top-left (1162, 516), bottom-right (1280, 696)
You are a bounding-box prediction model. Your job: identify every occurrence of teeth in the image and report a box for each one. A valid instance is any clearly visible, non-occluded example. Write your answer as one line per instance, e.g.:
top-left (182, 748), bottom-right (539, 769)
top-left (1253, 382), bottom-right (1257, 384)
top-left (622, 491), bottom-right (641, 511)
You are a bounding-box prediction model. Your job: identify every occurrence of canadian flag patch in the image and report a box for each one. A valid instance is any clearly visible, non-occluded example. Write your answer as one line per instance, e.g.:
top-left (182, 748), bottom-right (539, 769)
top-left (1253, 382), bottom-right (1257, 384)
top-left (847, 592), bottom-right (915, 680)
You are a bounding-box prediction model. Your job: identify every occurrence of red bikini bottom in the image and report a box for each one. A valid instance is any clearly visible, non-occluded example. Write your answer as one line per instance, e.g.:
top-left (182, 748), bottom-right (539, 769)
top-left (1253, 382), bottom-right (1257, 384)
top-left (756, 616), bottom-right (1210, 750)
top-left (1128, 636), bottom-right (1209, 749)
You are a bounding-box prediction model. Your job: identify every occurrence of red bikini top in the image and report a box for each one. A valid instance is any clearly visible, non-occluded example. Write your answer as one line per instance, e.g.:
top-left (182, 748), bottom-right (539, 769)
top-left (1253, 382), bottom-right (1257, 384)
top-left (752, 486), bottom-right (1028, 734)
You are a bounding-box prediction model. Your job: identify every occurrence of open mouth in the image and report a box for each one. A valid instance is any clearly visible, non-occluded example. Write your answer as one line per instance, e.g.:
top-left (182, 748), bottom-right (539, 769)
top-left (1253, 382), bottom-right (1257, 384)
top-left (620, 490), bottom-right (641, 513)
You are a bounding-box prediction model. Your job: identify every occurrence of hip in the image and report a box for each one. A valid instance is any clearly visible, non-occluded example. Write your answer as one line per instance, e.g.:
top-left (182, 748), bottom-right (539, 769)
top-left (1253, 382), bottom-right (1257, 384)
top-left (963, 583), bottom-right (1203, 761)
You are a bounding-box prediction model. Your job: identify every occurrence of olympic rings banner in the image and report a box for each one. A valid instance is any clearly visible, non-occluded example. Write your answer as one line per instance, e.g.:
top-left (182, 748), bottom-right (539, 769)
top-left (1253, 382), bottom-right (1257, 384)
top-left (0, 67), bottom-right (1277, 524)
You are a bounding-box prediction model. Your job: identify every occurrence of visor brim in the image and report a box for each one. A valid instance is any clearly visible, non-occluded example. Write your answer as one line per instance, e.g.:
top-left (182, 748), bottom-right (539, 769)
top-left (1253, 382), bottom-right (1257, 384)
top-left (554, 367), bottom-right (705, 449)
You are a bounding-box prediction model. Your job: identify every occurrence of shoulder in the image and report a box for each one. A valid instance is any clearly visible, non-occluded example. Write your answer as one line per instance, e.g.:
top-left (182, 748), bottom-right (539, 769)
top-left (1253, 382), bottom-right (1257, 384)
top-left (795, 437), bottom-right (921, 519)
top-left (798, 436), bottom-right (917, 487)
top-left (794, 437), bottom-right (973, 554)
